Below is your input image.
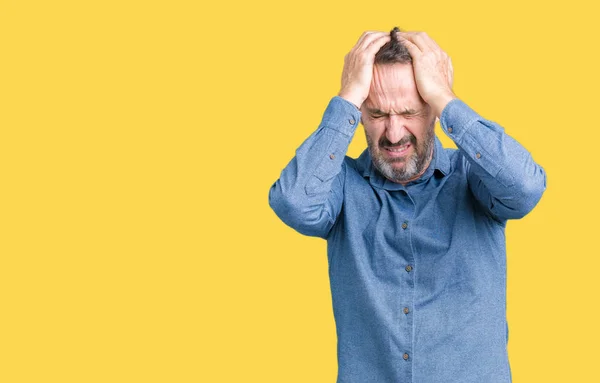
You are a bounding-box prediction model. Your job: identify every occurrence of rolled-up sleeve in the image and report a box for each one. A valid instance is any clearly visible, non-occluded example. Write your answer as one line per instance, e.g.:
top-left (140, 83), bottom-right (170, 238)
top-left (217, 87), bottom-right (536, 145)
top-left (440, 99), bottom-right (547, 221)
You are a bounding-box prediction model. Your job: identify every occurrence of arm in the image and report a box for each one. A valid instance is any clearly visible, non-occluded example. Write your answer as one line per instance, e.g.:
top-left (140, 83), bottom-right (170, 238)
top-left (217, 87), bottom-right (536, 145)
top-left (268, 97), bottom-right (360, 238)
top-left (269, 31), bottom-right (391, 238)
top-left (439, 99), bottom-right (547, 221)
top-left (397, 31), bottom-right (546, 221)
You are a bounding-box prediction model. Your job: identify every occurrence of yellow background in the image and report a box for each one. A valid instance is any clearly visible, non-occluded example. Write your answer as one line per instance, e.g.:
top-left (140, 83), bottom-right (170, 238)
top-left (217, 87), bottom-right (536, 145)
top-left (1, 0), bottom-right (598, 381)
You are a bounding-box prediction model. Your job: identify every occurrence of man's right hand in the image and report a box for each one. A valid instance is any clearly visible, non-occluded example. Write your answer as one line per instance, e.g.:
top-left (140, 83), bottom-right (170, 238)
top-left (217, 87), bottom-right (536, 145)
top-left (338, 31), bottom-right (391, 109)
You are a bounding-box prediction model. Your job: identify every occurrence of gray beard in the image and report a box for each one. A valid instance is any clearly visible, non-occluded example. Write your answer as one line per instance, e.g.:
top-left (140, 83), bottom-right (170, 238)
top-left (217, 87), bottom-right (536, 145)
top-left (367, 128), bottom-right (435, 183)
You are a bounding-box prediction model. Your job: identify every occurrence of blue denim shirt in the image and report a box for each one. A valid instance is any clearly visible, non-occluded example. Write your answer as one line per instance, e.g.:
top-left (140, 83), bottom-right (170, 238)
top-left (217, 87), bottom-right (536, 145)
top-left (269, 96), bottom-right (546, 383)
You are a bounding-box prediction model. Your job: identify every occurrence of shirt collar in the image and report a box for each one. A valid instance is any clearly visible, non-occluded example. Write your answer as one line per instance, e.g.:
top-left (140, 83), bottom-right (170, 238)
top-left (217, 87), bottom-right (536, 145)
top-left (357, 135), bottom-right (450, 190)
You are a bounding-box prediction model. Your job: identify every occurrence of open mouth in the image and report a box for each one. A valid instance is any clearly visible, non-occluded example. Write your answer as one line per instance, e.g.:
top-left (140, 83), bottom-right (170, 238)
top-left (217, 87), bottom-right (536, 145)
top-left (384, 143), bottom-right (411, 156)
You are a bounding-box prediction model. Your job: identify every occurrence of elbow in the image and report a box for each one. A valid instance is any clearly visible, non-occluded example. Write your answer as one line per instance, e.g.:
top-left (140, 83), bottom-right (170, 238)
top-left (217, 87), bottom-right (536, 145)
top-left (268, 182), bottom-right (295, 226)
top-left (507, 165), bottom-right (547, 219)
top-left (268, 182), bottom-right (333, 238)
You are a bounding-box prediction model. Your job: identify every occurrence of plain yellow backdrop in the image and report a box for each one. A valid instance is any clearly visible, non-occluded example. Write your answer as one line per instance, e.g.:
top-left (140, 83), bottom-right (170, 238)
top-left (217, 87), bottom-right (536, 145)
top-left (1, 0), bottom-right (598, 382)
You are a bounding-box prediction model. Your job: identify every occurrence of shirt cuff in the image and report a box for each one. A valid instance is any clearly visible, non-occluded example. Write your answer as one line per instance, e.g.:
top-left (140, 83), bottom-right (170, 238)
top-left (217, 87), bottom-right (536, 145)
top-left (320, 96), bottom-right (362, 137)
top-left (439, 99), bottom-right (480, 143)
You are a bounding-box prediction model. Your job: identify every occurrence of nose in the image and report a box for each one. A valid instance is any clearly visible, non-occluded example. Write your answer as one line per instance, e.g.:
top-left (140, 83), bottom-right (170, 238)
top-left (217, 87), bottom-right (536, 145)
top-left (385, 115), bottom-right (407, 144)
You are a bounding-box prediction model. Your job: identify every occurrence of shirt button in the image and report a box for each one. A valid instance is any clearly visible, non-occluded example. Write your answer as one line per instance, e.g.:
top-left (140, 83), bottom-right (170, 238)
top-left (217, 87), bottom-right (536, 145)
top-left (405, 265), bottom-right (413, 272)
top-left (401, 222), bottom-right (408, 230)
top-left (476, 152), bottom-right (481, 159)
top-left (403, 307), bottom-right (410, 314)
top-left (403, 353), bottom-right (409, 360)
top-left (329, 154), bottom-right (335, 160)
top-left (448, 127), bottom-right (453, 133)
top-left (349, 119), bottom-right (355, 125)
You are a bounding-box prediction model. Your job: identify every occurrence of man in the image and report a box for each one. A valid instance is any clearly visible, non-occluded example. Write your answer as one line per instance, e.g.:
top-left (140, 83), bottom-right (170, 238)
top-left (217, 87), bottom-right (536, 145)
top-left (268, 27), bottom-right (546, 383)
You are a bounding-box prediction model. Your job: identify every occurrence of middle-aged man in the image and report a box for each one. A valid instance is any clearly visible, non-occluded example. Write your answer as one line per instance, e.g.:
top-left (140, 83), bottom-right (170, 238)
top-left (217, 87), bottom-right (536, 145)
top-left (268, 27), bottom-right (546, 383)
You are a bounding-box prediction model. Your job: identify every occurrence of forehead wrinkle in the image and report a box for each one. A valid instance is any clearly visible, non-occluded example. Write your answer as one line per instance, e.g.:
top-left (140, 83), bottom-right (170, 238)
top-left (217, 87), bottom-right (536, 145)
top-left (365, 98), bottom-right (422, 115)
top-left (366, 106), bottom-right (420, 116)
top-left (368, 63), bottom-right (424, 115)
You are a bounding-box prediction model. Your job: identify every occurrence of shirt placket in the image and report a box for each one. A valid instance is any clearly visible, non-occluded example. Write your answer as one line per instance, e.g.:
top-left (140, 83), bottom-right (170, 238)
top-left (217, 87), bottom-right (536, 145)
top-left (396, 188), bottom-right (416, 382)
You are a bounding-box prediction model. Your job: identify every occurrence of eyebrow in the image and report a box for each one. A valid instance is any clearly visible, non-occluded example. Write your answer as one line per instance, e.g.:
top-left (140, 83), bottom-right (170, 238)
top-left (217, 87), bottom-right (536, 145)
top-left (366, 107), bottom-right (421, 116)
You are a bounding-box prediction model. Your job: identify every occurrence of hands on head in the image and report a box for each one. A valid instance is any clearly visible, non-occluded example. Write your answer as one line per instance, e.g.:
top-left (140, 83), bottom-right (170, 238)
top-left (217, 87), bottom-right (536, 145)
top-left (338, 28), bottom-right (456, 118)
top-left (338, 31), bottom-right (391, 109)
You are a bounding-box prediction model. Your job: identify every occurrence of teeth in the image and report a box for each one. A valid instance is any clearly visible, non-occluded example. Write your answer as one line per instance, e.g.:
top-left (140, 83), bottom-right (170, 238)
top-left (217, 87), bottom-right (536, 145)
top-left (387, 145), bottom-right (408, 152)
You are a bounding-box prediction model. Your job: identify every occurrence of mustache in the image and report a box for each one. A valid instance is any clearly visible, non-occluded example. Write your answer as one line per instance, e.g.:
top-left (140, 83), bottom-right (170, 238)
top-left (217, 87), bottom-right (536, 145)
top-left (379, 133), bottom-right (416, 148)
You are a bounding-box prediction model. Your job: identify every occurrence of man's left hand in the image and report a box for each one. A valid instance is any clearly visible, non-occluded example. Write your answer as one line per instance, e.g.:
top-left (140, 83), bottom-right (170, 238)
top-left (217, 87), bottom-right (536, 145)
top-left (397, 31), bottom-right (457, 118)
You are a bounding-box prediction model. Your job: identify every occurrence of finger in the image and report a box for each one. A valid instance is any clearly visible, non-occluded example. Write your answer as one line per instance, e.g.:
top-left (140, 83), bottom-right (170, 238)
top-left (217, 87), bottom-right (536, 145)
top-left (448, 58), bottom-right (454, 87)
top-left (363, 34), bottom-right (391, 56)
top-left (398, 31), bottom-right (438, 53)
top-left (356, 31), bottom-right (389, 53)
top-left (354, 31), bottom-right (372, 46)
top-left (396, 34), bottom-right (422, 57)
top-left (353, 31), bottom-right (383, 51)
top-left (414, 32), bottom-right (441, 51)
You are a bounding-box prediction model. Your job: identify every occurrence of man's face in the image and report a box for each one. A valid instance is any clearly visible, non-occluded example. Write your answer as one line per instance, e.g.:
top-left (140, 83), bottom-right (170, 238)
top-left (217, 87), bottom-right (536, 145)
top-left (361, 63), bottom-right (436, 183)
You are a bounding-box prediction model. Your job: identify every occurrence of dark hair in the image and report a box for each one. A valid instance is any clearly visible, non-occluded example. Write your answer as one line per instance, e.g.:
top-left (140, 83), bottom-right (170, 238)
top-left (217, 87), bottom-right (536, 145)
top-left (374, 27), bottom-right (412, 65)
